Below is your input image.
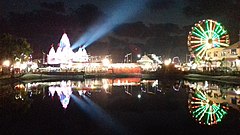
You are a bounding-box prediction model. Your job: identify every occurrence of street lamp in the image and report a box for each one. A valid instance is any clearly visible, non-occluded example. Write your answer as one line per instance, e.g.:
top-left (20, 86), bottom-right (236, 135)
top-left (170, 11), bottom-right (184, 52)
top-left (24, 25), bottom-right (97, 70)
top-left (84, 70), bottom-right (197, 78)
top-left (2, 60), bottom-right (11, 75)
top-left (3, 60), bottom-right (10, 67)
top-left (102, 58), bottom-right (110, 66)
top-left (164, 58), bottom-right (171, 66)
top-left (137, 54), bottom-right (141, 59)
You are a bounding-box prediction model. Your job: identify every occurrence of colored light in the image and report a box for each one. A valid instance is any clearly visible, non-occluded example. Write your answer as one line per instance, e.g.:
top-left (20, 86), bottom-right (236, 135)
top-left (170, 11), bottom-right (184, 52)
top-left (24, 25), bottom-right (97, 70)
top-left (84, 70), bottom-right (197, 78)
top-left (188, 19), bottom-right (230, 59)
top-left (189, 90), bottom-right (228, 125)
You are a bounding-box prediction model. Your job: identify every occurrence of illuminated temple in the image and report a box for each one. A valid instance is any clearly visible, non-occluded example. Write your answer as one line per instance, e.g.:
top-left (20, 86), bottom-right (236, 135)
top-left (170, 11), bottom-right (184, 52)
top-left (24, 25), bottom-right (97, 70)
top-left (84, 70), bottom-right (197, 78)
top-left (47, 33), bottom-right (89, 65)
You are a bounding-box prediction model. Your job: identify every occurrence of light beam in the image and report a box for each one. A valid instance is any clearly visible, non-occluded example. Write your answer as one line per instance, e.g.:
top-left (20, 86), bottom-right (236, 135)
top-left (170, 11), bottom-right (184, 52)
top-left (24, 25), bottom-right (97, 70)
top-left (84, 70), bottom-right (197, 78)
top-left (71, 0), bottom-right (147, 50)
top-left (70, 94), bottom-right (126, 135)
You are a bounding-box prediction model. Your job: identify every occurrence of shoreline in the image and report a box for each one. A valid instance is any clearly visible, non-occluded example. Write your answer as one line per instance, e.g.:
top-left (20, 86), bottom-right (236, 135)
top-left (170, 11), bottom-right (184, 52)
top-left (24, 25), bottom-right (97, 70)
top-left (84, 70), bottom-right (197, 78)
top-left (1, 71), bottom-right (240, 84)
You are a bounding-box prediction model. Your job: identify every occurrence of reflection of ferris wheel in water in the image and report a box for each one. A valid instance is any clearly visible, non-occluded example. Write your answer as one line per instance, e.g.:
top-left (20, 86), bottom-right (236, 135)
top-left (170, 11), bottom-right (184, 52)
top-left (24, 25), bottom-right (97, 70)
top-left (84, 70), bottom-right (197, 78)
top-left (188, 90), bottom-right (228, 125)
top-left (187, 19), bottom-right (230, 59)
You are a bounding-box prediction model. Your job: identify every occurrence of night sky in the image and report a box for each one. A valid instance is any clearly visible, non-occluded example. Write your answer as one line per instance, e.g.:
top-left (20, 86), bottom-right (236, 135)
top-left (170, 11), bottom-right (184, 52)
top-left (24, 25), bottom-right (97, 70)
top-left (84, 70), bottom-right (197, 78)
top-left (1, 0), bottom-right (191, 25)
top-left (1, 0), bottom-right (240, 62)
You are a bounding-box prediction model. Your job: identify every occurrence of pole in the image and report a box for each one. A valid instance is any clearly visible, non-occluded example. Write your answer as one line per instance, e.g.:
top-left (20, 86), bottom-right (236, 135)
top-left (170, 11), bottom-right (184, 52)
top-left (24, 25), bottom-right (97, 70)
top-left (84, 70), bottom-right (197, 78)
top-left (186, 54), bottom-right (188, 63)
top-left (131, 53), bottom-right (132, 63)
top-left (43, 52), bottom-right (45, 64)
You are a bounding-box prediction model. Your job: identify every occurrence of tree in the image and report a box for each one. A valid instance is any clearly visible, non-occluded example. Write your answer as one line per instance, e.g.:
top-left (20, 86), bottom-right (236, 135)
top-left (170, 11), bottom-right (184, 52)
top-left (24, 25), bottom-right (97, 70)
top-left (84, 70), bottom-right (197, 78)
top-left (0, 33), bottom-right (33, 63)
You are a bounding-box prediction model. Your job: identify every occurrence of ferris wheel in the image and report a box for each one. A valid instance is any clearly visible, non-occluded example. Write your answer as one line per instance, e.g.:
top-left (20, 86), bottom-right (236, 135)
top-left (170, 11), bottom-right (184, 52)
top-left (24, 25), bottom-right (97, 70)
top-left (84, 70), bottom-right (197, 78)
top-left (187, 19), bottom-right (230, 59)
top-left (188, 90), bottom-right (228, 125)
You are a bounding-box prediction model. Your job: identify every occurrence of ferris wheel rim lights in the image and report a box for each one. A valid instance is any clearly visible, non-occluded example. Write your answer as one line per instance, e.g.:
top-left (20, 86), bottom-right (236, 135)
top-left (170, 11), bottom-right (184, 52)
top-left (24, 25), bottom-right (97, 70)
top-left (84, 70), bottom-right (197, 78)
top-left (188, 19), bottom-right (230, 59)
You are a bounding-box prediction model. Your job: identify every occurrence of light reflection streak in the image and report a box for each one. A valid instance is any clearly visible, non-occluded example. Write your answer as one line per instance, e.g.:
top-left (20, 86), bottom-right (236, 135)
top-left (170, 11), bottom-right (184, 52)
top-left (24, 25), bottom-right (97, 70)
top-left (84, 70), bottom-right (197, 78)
top-left (71, 94), bottom-right (126, 135)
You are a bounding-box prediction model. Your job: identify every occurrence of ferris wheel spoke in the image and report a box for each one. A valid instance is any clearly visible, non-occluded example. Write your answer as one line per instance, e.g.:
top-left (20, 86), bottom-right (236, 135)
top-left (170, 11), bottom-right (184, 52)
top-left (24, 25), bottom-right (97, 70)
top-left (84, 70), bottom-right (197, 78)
top-left (196, 50), bottom-right (203, 57)
top-left (212, 33), bottom-right (219, 39)
top-left (200, 49), bottom-right (207, 59)
top-left (195, 44), bottom-right (205, 52)
top-left (217, 26), bottom-right (223, 34)
top-left (198, 91), bottom-right (207, 100)
top-left (209, 20), bottom-right (213, 37)
top-left (191, 43), bottom-right (205, 49)
top-left (197, 24), bottom-right (208, 37)
top-left (192, 31), bottom-right (206, 39)
top-left (214, 23), bottom-right (220, 33)
top-left (213, 43), bottom-right (220, 48)
top-left (191, 36), bottom-right (202, 40)
top-left (193, 105), bottom-right (206, 115)
top-left (210, 106), bottom-right (216, 124)
top-left (191, 101), bottom-right (204, 104)
top-left (212, 22), bottom-right (216, 34)
top-left (192, 105), bottom-right (201, 109)
top-left (191, 44), bottom-right (203, 52)
top-left (220, 30), bottom-right (227, 36)
top-left (196, 47), bottom-right (207, 59)
top-left (194, 27), bottom-right (207, 39)
top-left (206, 106), bottom-right (212, 125)
top-left (190, 40), bottom-right (203, 44)
top-left (220, 35), bottom-right (228, 39)
top-left (215, 113), bottom-right (221, 122)
top-left (206, 21), bottom-right (210, 37)
top-left (192, 97), bottom-right (201, 100)
top-left (216, 42), bottom-right (229, 47)
top-left (198, 105), bottom-right (209, 121)
top-left (212, 112), bottom-right (217, 124)
top-left (220, 39), bottom-right (228, 42)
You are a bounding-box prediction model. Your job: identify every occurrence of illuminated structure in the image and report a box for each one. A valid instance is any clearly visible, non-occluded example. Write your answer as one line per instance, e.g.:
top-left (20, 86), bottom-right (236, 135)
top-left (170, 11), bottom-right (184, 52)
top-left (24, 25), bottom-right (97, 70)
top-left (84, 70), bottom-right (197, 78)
top-left (137, 55), bottom-right (154, 71)
top-left (188, 19), bottom-right (230, 59)
top-left (47, 33), bottom-right (89, 65)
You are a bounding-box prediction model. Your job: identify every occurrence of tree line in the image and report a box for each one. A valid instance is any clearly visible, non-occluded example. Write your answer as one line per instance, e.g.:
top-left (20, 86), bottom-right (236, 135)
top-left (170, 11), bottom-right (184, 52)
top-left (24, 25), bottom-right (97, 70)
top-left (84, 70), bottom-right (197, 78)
top-left (0, 33), bottom-right (32, 64)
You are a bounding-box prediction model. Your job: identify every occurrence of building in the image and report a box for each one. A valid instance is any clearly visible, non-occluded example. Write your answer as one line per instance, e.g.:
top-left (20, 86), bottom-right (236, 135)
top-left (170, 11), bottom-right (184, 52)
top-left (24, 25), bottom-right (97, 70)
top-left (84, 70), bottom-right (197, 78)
top-left (205, 41), bottom-right (240, 71)
top-left (46, 33), bottom-right (89, 71)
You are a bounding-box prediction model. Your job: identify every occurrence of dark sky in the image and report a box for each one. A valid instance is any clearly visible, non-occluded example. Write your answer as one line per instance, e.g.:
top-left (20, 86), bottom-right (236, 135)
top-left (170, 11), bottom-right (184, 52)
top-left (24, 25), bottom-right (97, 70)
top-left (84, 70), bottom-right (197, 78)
top-left (1, 0), bottom-right (240, 62)
top-left (1, 0), bottom-right (193, 25)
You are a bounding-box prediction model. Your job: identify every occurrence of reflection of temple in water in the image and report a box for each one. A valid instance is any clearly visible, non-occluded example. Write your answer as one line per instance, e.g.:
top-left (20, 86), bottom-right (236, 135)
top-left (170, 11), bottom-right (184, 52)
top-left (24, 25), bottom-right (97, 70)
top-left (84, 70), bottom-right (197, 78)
top-left (15, 78), bottom-right (164, 109)
top-left (14, 79), bottom-right (240, 114)
top-left (48, 81), bottom-right (72, 109)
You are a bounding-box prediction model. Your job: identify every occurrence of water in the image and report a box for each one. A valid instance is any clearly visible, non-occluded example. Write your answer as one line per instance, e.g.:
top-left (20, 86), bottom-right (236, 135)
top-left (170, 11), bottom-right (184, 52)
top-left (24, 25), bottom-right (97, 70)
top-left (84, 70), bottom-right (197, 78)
top-left (0, 78), bottom-right (239, 135)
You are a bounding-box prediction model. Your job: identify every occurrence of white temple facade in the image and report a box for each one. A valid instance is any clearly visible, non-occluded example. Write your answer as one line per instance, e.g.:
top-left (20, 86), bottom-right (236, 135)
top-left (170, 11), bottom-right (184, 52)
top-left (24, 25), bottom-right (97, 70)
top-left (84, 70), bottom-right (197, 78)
top-left (47, 33), bottom-right (89, 65)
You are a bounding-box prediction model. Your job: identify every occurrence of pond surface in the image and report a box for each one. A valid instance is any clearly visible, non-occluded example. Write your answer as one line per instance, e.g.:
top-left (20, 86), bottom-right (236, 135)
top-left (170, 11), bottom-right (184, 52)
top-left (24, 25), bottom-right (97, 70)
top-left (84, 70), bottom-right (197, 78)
top-left (0, 78), bottom-right (239, 135)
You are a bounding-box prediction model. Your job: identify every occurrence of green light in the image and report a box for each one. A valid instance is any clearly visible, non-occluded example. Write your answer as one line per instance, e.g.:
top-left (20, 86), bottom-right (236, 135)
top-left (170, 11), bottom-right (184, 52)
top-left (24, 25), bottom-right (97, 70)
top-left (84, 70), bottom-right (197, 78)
top-left (206, 21), bottom-right (210, 35)
top-left (220, 30), bottom-right (227, 36)
top-left (192, 31), bottom-right (205, 39)
top-left (195, 45), bottom-right (205, 52)
top-left (188, 19), bottom-right (230, 59)
top-left (189, 90), bottom-right (228, 126)
top-left (217, 26), bottom-right (223, 34)
top-left (194, 27), bottom-right (206, 38)
top-left (212, 32), bottom-right (220, 39)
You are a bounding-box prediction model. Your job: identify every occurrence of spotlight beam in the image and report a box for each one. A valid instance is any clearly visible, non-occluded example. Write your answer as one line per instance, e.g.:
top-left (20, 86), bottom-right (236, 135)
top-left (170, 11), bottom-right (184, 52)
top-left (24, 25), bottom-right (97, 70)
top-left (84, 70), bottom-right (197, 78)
top-left (71, 0), bottom-right (147, 50)
top-left (70, 94), bottom-right (126, 135)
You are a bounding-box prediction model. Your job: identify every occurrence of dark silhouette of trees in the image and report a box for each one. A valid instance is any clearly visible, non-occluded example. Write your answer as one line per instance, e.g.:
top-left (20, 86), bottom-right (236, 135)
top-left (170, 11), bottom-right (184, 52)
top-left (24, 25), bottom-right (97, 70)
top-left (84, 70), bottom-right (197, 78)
top-left (0, 33), bottom-right (32, 63)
